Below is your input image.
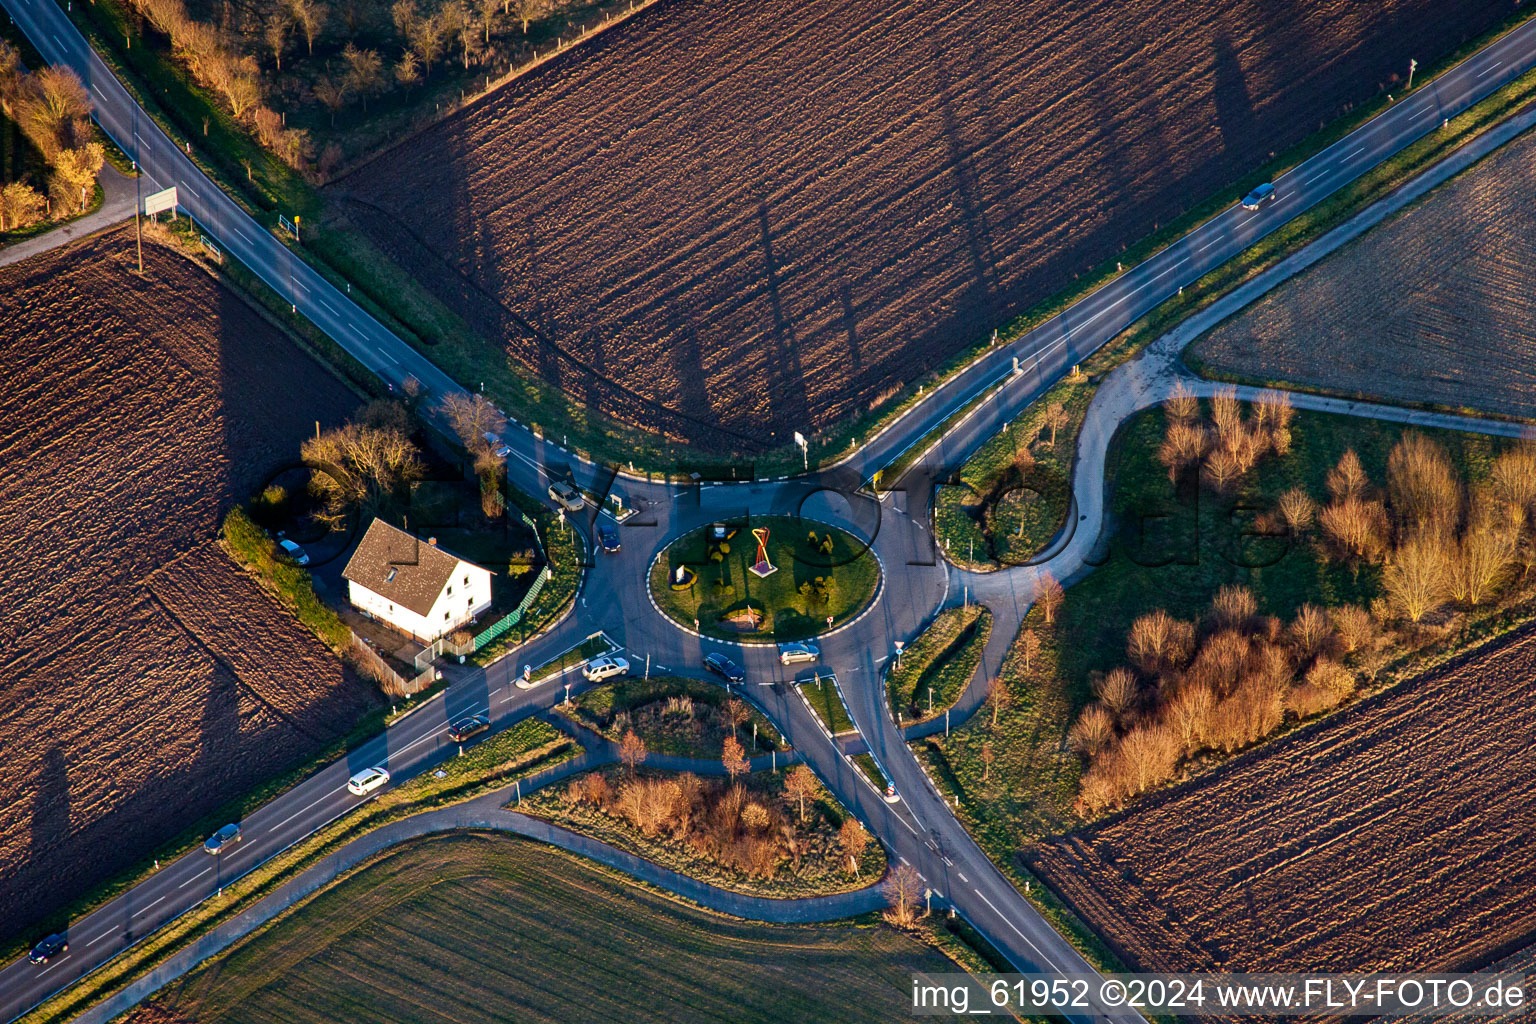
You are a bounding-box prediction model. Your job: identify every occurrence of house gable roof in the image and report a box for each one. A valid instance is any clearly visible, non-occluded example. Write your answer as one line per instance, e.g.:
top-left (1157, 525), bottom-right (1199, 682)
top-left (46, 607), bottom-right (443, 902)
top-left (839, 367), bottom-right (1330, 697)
top-left (341, 519), bottom-right (489, 618)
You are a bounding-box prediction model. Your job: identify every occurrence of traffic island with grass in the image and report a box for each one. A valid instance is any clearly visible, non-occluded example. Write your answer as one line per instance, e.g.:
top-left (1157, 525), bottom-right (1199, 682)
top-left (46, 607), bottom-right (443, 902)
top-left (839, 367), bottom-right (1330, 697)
top-left (885, 606), bottom-right (992, 724)
top-left (562, 675), bottom-right (785, 757)
top-left (519, 763), bottom-right (885, 899)
top-left (796, 674), bottom-right (858, 736)
top-left (649, 516), bottom-right (880, 642)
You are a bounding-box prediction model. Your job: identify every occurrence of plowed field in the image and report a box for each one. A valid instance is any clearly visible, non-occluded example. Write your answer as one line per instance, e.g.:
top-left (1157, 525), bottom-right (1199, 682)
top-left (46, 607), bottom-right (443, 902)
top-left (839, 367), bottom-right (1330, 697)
top-left (337, 0), bottom-right (1507, 452)
top-left (0, 230), bottom-right (379, 944)
top-left (1193, 126), bottom-right (1536, 419)
top-left (1025, 623), bottom-right (1536, 975)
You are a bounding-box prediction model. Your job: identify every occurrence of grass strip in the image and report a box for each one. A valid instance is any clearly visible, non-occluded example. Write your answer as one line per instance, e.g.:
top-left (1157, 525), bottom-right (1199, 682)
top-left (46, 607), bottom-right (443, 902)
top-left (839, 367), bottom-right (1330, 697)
top-left (797, 676), bottom-right (857, 736)
top-left (885, 606), bottom-right (993, 722)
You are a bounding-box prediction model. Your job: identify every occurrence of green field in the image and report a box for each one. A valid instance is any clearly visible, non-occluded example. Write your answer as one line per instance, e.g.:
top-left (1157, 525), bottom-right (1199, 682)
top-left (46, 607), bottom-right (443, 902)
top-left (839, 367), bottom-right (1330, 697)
top-left (650, 516), bottom-right (880, 642)
top-left (797, 675), bottom-right (857, 735)
top-left (133, 834), bottom-right (945, 1024)
top-left (886, 605), bottom-right (992, 722)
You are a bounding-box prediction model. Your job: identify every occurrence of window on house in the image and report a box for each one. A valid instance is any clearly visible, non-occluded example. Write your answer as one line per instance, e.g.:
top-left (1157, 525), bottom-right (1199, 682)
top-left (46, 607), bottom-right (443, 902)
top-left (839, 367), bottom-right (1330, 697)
top-left (444, 611), bottom-right (450, 621)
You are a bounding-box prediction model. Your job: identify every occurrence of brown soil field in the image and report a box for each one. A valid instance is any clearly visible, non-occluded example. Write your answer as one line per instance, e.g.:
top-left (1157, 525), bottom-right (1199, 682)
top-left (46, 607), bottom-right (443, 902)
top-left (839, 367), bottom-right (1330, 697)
top-left (0, 229), bottom-right (379, 944)
top-left (1024, 621), bottom-right (1536, 976)
top-left (1193, 126), bottom-right (1536, 419)
top-left (335, 0), bottom-right (1507, 453)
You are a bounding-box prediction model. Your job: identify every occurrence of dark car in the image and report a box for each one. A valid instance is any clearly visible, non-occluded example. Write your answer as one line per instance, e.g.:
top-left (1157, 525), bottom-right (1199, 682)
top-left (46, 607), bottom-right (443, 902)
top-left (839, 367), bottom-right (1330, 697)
top-left (447, 714), bottom-right (491, 743)
top-left (704, 652), bottom-right (745, 684)
top-left (28, 934), bottom-right (67, 965)
top-left (599, 524), bottom-right (621, 554)
top-left (1240, 182), bottom-right (1276, 211)
top-left (204, 822), bottom-right (242, 855)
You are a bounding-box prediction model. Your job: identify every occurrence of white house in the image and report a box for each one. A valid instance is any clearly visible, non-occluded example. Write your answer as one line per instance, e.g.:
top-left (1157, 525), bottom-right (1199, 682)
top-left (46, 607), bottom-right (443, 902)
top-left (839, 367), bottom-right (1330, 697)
top-left (342, 519), bottom-right (494, 642)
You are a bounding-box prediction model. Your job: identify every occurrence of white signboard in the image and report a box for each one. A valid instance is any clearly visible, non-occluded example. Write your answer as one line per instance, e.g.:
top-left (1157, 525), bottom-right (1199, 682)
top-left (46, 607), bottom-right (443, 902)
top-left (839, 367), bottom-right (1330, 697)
top-left (143, 186), bottom-right (178, 217)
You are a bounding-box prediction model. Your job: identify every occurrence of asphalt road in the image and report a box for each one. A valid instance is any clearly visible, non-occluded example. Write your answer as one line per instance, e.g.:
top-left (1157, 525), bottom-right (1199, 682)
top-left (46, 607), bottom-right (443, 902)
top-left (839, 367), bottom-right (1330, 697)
top-left (5, 1), bottom-right (1536, 1021)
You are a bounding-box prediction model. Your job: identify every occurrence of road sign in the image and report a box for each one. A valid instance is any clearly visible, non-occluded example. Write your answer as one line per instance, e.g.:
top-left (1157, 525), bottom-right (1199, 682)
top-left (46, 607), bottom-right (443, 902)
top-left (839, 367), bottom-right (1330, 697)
top-left (143, 186), bottom-right (178, 217)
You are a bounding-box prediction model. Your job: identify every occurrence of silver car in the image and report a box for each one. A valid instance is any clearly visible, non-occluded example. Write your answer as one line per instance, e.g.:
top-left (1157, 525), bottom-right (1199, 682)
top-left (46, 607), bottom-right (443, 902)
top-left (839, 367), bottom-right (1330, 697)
top-left (548, 481), bottom-right (585, 514)
top-left (277, 538), bottom-right (310, 565)
top-left (778, 642), bottom-right (820, 665)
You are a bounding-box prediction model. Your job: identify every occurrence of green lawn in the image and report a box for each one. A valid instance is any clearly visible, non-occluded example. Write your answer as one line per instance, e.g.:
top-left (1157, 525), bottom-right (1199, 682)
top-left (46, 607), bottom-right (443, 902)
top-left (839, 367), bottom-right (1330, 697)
top-left (886, 605), bottom-right (992, 723)
top-left (565, 675), bottom-right (785, 755)
top-left (133, 834), bottom-right (937, 1024)
top-left (852, 753), bottom-right (888, 792)
top-left (934, 376), bottom-right (1094, 570)
top-left (650, 516), bottom-right (880, 642)
top-left (797, 675), bottom-right (857, 735)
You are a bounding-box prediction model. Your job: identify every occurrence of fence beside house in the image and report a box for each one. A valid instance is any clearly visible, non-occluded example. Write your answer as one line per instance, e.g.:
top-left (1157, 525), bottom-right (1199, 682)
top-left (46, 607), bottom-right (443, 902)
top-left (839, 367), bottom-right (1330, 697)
top-left (352, 631), bottom-right (438, 697)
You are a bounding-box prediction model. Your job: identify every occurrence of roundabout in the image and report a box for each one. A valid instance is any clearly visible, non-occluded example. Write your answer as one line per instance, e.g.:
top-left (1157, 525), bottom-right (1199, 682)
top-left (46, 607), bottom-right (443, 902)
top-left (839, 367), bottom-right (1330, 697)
top-left (647, 516), bottom-right (881, 643)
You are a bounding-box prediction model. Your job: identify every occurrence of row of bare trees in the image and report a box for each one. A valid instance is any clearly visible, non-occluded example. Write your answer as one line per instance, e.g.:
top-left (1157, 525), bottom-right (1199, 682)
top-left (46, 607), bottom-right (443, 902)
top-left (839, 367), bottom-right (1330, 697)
top-left (302, 400), bottom-right (424, 527)
top-left (0, 46), bottom-right (103, 229)
top-left (565, 739), bottom-right (871, 882)
top-left (1159, 383), bottom-right (1294, 491)
top-left (441, 392), bottom-right (508, 519)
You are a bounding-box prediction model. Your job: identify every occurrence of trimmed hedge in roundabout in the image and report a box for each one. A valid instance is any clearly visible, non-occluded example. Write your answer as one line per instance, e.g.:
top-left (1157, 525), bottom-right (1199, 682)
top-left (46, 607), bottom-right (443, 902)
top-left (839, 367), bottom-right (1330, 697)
top-left (649, 516), bottom-right (880, 642)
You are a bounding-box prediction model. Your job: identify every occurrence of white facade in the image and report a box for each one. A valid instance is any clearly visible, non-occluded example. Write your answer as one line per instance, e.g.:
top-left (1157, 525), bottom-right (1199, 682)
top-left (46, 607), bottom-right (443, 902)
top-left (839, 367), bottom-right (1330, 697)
top-left (349, 559), bottom-right (493, 642)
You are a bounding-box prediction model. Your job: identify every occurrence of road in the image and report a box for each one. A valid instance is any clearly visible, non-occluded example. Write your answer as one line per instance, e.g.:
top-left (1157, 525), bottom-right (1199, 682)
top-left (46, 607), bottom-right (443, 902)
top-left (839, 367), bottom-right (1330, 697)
top-left (3, 0), bottom-right (1536, 1020)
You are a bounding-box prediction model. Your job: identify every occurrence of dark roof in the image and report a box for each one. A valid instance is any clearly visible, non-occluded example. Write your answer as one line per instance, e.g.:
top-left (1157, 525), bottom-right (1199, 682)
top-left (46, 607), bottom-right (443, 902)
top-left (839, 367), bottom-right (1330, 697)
top-left (341, 520), bottom-right (489, 617)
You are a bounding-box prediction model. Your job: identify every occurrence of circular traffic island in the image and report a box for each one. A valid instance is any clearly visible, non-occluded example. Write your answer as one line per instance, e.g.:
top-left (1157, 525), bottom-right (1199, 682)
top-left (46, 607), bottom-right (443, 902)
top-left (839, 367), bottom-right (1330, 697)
top-left (649, 516), bottom-right (880, 642)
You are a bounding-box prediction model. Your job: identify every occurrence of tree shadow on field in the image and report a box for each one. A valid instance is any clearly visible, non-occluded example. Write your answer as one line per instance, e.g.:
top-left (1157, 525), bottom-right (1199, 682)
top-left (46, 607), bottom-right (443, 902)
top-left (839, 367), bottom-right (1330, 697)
top-left (30, 746), bottom-right (70, 866)
top-left (755, 199), bottom-right (812, 444)
top-left (932, 43), bottom-right (1002, 342)
top-left (1210, 30), bottom-right (1259, 165)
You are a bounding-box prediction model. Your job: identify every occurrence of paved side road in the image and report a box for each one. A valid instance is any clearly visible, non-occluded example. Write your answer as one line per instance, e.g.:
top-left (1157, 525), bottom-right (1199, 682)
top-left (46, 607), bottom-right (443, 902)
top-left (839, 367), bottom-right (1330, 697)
top-left (0, 163), bottom-right (136, 269)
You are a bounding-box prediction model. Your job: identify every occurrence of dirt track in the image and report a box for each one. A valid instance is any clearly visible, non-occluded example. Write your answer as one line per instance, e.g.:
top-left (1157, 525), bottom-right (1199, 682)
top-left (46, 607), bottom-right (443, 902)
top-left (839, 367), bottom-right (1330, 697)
top-left (1192, 126), bottom-right (1536, 419)
top-left (337, 0), bottom-right (1507, 452)
top-left (0, 231), bottom-right (379, 944)
top-left (1025, 622), bottom-right (1536, 975)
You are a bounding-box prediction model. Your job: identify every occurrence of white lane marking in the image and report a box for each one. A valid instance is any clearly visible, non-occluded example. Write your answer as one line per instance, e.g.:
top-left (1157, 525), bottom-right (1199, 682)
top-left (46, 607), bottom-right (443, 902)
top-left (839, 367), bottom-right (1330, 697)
top-left (899, 856), bottom-right (911, 866)
top-left (134, 894), bottom-right (167, 918)
top-left (230, 225), bottom-right (253, 244)
top-left (1196, 237), bottom-right (1220, 254)
top-left (1303, 165), bottom-right (1332, 184)
top-left (318, 299), bottom-right (338, 315)
top-left (972, 887), bottom-right (1058, 970)
top-left (1347, 145), bottom-right (1367, 159)
top-left (182, 183), bottom-right (200, 199)
top-left (51, 33), bottom-right (64, 49)
top-left (1410, 106), bottom-right (1428, 121)
top-left (957, 872), bottom-right (969, 883)
top-left (268, 785), bottom-right (344, 833)
top-left (179, 867), bottom-right (212, 889)
top-left (1478, 60), bottom-right (1502, 78)
top-left (37, 954), bottom-right (72, 975)
top-left (292, 278), bottom-right (311, 293)
top-left (86, 928), bottom-right (117, 946)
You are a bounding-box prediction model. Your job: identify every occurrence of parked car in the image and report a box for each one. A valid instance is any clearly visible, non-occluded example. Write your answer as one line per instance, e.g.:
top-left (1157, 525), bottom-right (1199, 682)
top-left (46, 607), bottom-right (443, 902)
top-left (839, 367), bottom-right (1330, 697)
top-left (548, 480), bottom-right (585, 514)
top-left (447, 715), bottom-right (490, 743)
top-left (28, 934), bottom-right (67, 965)
top-left (599, 524), bottom-right (621, 554)
top-left (704, 652), bottom-right (745, 684)
top-left (203, 823), bottom-right (242, 855)
top-left (483, 432), bottom-right (513, 459)
top-left (778, 641), bottom-right (820, 665)
top-left (347, 766), bottom-right (391, 796)
top-left (1240, 182), bottom-right (1276, 210)
top-left (276, 537), bottom-right (310, 565)
top-left (583, 655), bottom-right (630, 682)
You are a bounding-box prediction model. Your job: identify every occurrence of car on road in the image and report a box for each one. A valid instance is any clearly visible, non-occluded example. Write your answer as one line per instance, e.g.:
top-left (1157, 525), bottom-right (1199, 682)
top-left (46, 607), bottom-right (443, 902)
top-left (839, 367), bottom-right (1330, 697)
top-left (704, 652), bottom-right (745, 684)
top-left (203, 822), bottom-right (242, 855)
top-left (28, 934), bottom-right (67, 965)
top-left (276, 537), bottom-right (310, 565)
top-left (548, 480), bottom-right (585, 514)
top-left (778, 641), bottom-right (819, 665)
top-left (583, 655), bottom-right (630, 682)
top-left (347, 766), bottom-right (391, 796)
top-left (599, 524), bottom-right (621, 554)
top-left (447, 714), bottom-right (490, 743)
top-left (483, 432), bottom-right (513, 459)
top-left (1240, 182), bottom-right (1276, 210)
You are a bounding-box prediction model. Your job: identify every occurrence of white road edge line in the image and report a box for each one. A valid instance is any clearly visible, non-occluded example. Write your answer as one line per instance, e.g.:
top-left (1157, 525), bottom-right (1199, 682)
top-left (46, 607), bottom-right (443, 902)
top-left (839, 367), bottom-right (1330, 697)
top-left (972, 887), bottom-right (1058, 971)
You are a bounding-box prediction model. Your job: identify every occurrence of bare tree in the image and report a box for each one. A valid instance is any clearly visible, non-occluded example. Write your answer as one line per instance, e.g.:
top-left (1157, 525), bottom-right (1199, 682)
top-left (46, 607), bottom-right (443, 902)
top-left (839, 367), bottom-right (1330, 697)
top-left (1017, 629), bottom-right (1041, 673)
top-left (724, 697), bottom-right (750, 739)
top-left (1382, 531), bottom-right (1452, 623)
top-left (52, 142), bottom-right (103, 212)
top-left (342, 44), bottom-right (384, 110)
top-left (980, 740), bottom-right (995, 781)
top-left (618, 729), bottom-right (647, 778)
top-left (1491, 446), bottom-right (1536, 522)
top-left (513, 0), bottom-right (547, 33)
top-left (288, 0), bottom-right (327, 54)
top-left (441, 391), bottom-right (507, 455)
top-left (1320, 496), bottom-right (1389, 561)
top-left (1093, 667), bottom-right (1139, 724)
top-left (1126, 609), bottom-right (1193, 676)
top-left (1159, 419), bottom-right (1207, 481)
top-left (1387, 432), bottom-right (1461, 535)
top-left (1067, 704), bottom-right (1115, 757)
top-left (722, 734), bottom-right (749, 780)
top-left (982, 675), bottom-right (1012, 729)
top-left (1210, 385), bottom-right (1242, 441)
top-left (1329, 604), bottom-right (1376, 656)
top-left (1277, 487), bottom-right (1317, 533)
top-left (1034, 572), bottom-right (1063, 625)
top-left (1209, 584), bottom-right (1257, 631)
top-left (839, 817), bottom-right (870, 875)
top-left (1326, 448), bottom-right (1369, 502)
top-left (302, 415), bottom-right (423, 526)
top-left (1118, 724), bottom-right (1179, 796)
top-left (409, 13), bottom-right (447, 74)
top-left (264, 10), bottom-right (291, 70)
top-left (1452, 503), bottom-right (1516, 606)
top-left (1163, 380), bottom-right (1198, 422)
top-left (1042, 401), bottom-right (1069, 446)
top-left (882, 863), bottom-right (925, 929)
top-left (0, 181), bottom-right (46, 231)
top-left (312, 76), bottom-right (348, 126)
top-left (1166, 684), bottom-right (1214, 756)
top-left (784, 764), bottom-right (817, 823)
top-left (395, 50), bottom-right (422, 89)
